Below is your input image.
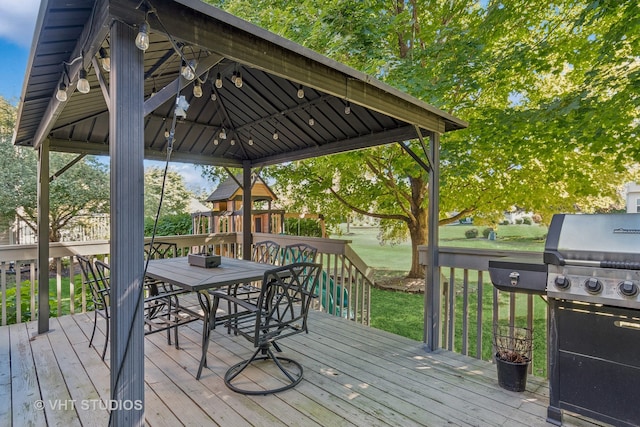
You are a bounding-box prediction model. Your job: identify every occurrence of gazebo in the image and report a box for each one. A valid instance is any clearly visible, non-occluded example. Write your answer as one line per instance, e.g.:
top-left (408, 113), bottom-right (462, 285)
top-left (12, 0), bottom-right (467, 423)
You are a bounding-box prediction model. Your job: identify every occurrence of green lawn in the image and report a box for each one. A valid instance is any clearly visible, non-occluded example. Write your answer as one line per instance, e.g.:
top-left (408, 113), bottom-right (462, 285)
top-left (336, 224), bottom-right (549, 376)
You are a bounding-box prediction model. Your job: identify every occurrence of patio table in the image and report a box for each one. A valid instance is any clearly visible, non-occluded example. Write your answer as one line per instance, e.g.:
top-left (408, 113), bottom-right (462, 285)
top-left (145, 256), bottom-right (275, 379)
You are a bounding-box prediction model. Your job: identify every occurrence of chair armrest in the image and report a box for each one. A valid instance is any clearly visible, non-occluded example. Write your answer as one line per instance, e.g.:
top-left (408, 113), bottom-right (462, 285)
top-left (210, 290), bottom-right (260, 313)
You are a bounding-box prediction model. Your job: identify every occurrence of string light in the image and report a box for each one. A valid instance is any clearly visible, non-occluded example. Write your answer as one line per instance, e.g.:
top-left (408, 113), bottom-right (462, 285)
top-left (77, 69), bottom-right (90, 94)
top-left (215, 72), bottom-right (223, 88)
top-left (135, 22), bottom-right (150, 51)
top-left (234, 72), bottom-right (243, 88)
top-left (308, 116), bottom-right (315, 126)
top-left (219, 128), bottom-right (227, 139)
top-left (210, 92), bottom-right (217, 101)
top-left (98, 48), bottom-right (110, 72)
top-left (164, 128), bottom-right (170, 138)
top-left (193, 79), bottom-right (203, 98)
top-left (230, 139), bottom-right (236, 146)
top-left (297, 85), bottom-right (304, 99)
top-left (213, 138), bottom-right (219, 145)
top-left (344, 101), bottom-right (351, 115)
top-left (181, 60), bottom-right (197, 81)
top-left (55, 82), bottom-right (67, 102)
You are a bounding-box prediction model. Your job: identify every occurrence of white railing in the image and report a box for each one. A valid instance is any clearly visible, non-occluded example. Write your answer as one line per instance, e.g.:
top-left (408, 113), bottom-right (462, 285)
top-left (0, 233), bottom-right (373, 326)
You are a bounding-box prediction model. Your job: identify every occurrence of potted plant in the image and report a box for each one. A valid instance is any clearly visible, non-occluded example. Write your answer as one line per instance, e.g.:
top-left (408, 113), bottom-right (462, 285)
top-left (493, 323), bottom-right (533, 392)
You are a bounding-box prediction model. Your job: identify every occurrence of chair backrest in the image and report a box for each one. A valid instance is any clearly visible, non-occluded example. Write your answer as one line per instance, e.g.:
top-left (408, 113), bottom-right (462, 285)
top-left (77, 255), bottom-right (109, 310)
top-left (144, 241), bottom-right (179, 260)
top-left (250, 262), bottom-right (321, 345)
top-left (280, 243), bottom-right (317, 265)
top-left (252, 240), bottom-right (280, 264)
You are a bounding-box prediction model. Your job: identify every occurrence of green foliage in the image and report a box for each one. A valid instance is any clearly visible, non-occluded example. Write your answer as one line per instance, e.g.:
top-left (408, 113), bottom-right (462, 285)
top-left (144, 167), bottom-right (192, 219)
top-left (144, 213), bottom-right (192, 236)
top-left (465, 228), bottom-right (479, 239)
top-left (284, 218), bottom-right (322, 237)
top-left (482, 227), bottom-right (493, 238)
top-left (522, 217), bottom-right (533, 225)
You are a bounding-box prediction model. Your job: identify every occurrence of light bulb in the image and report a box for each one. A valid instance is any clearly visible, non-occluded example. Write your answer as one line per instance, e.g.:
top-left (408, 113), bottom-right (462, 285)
top-left (308, 117), bottom-right (315, 126)
top-left (215, 73), bottom-right (223, 88)
top-left (213, 138), bottom-right (219, 145)
top-left (344, 102), bottom-right (351, 115)
top-left (230, 139), bottom-right (236, 146)
top-left (150, 85), bottom-right (157, 97)
top-left (210, 92), bottom-right (217, 101)
top-left (135, 22), bottom-right (150, 51)
top-left (181, 60), bottom-right (197, 81)
top-left (297, 85), bottom-right (304, 98)
top-left (248, 137), bottom-right (254, 146)
top-left (99, 48), bottom-right (110, 72)
top-left (234, 73), bottom-right (243, 88)
top-left (193, 81), bottom-right (202, 98)
top-left (219, 128), bottom-right (226, 139)
top-left (164, 128), bottom-right (170, 138)
top-left (77, 69), bottom-right (90, 94)
top-left (231, 72), bottom-right (237, 84)
top-left (55, 82), bottom-right (67, 102)
top-left (273, 131), bottom-right (279, 140)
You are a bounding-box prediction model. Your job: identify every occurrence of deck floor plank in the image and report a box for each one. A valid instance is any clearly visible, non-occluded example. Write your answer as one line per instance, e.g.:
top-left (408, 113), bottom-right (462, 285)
top-left (3, 309), bottom-right (611, 427)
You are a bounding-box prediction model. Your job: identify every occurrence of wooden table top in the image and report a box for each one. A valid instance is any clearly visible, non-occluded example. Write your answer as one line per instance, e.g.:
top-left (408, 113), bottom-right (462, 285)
top-left (145, 256), bottom-right (273, 292)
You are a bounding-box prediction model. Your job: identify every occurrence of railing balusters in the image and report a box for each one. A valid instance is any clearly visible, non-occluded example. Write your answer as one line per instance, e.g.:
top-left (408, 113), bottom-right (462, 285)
top-left (476, 270), bottom-right (483, 359)
top-left (56, 258), bottom-right (62, 316)
top-left (462, 269), bottom-right (469, 356)
top-left (447, 267), bottom-right (455, 352)
top-left (1, 262), bottom-right (6, 326)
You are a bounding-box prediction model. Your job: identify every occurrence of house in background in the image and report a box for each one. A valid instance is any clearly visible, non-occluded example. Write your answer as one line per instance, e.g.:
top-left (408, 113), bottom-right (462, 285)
top-left (192, 174), bottom-right (285, 234)
top-left (626, 182), bottom-right (640, 213)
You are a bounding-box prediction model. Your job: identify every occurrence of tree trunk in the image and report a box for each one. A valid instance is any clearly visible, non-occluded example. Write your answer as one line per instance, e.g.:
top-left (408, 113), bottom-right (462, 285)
top-left (407, 207), bottom-right (428, 279)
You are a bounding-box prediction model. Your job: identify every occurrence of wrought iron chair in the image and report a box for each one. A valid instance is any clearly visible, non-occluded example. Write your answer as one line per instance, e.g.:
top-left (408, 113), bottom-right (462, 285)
top-left (280, 243), bottom-right (318, 264)
top-left (220, 262), bottom-right (321, 394)
top-left (77, 255), bottom-right (110, 360)
top-left (212, 240), bottom-right (281, 334)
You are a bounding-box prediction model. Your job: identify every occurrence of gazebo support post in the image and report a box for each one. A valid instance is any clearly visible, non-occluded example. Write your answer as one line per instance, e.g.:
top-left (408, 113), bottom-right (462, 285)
top-left (37, 140), bottom-right (50, 334)
top-left (109, 21), bottom-right (145, 426)
top-left (242, 161), bottom-right (253, 260)
top-left (424, 130), bottom-right (441, 351)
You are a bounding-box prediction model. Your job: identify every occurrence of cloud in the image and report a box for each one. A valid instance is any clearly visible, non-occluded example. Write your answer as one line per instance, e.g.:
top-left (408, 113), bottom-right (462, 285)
top-left (0, 0), bottom-right (40, 48)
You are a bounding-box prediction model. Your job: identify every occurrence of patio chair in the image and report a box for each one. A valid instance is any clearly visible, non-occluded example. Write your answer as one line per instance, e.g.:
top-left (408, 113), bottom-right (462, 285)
top-left (92, 259), bottom-right (201, 354)
top-left (212, 240), bottom-right (281, 333)
top-left (280, 243), bottom-right (318, 265)
top-left (219, 262), bottom-right (321, 394)
top-left (77, 255), bottom-right (110, 360)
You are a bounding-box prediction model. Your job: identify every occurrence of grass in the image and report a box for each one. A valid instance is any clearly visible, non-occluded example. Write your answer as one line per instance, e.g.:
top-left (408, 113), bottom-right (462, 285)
top-left (335, 223), bottom-right (550, 376)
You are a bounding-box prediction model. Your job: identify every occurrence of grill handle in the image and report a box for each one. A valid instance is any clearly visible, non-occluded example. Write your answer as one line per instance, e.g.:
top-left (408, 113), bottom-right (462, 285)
top-left (557, 258), bottom-right (640, 271)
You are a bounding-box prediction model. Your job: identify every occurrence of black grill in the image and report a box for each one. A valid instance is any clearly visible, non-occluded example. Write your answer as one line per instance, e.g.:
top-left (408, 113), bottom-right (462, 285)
top-left (488, 213), bottom-right (640, 427)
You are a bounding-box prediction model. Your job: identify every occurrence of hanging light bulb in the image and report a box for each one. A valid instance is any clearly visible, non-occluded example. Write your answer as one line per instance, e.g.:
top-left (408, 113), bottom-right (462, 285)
top-left (230, 139), bottom-right (236, 146)
top-left (164, 128), bottom-right (170, 139)
top-left (135, 22), bottom-right (150, 51)
top-left (150, 84), bottom-right (157, 97)
top-left (234, 72), bottom-right (243, 88)
top-left (273, 129), bottom-right (279, 140)
top-left (297, 85), bottom-right (305, 99)
top-left (308, 116), bottom-right (315, 126)
top-left (219, 128), bottom-right (227, 139)
top-left (231, 71), bottom-right (237, 84)
top-left (181, 59), bottom-right (197, 81)
top-left (55, 82), bottom-right (68, 102)
top-left (213, 138), bottom-right (219, 145)
top-left (193, 80), bottom-right (203, 98)
top-left (215, 72), bottom-right (223, 88)
top-left (344, 101), bottom-right (351, 115)
top-left (77, 69), bottom-right (90, 94)
top-left (248, 137), bottom-right (254, 146)
top-left (99, 48), bottom-right (111, 72)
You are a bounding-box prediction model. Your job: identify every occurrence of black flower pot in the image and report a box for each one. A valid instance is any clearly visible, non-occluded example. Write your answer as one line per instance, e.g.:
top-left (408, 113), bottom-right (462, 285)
top-left (495, 353), bottom-right (530, 392)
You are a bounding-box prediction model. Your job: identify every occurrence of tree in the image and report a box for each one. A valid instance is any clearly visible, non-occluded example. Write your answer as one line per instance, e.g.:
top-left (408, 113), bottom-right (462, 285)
top-left (1, 96), bottom-right (110, 242)
top-left (205, 1), bottom-right (639, 277)
top-left (144, 166), bottom-right (192, 220)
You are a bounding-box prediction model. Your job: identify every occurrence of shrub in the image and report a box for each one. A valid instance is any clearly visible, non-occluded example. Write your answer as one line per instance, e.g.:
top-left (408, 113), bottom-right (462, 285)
top-left (465, 228), bottom-right (479, 239)
top-left (515, 218), bottom-right (523, 225)
top-left (501, 220), bottom-right (510, 225)
top-left (482, 227), bottom-right (494, 238)
top-left (284, 218), bottom-right (323, 237)
top-left (532, 214), bottom-right (542, 224)
top-left (144, 213), bottom-right (192, 236)
top-left (522, 217), bottom-right (533, 225)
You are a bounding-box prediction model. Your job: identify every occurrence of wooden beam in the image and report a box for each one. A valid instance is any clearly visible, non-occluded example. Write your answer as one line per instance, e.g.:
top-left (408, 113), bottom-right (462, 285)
top-left (50, 154), bottom-right (86, 182)
top-left (37, 140), bottom-right (50, 333)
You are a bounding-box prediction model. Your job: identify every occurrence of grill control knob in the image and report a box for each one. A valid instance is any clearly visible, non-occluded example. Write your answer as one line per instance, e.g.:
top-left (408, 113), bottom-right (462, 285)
top-left (585, 278), bottom-right (603, 294)
top-left (554, 275), bottom-right (571, 289)
top-left (619, 281), bottom-right (638, 297)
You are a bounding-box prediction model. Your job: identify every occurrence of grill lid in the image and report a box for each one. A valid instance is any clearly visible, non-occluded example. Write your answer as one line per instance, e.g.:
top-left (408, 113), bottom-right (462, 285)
top-left (544, 214), bottom-right (640, 267)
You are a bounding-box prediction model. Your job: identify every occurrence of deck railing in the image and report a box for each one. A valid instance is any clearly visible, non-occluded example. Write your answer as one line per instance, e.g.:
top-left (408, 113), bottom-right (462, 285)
top-left (0, 233), bottom-right (373, 326)
top-left (420, 246), bottom-right (547, 376)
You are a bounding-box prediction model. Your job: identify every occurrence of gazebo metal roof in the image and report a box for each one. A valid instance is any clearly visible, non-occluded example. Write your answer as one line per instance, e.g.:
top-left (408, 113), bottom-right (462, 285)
top-left (13, 0), bottom-right (466, 166)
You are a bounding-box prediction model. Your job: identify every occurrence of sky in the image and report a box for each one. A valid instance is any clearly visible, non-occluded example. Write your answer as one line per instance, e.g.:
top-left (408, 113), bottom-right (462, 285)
top-left (0, 1), bottom-right (213, 195)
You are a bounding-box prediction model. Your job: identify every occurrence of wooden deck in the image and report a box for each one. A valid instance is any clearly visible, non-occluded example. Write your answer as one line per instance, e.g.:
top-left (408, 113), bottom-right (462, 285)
top-left (1, 309), bottom-right (606, 427)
